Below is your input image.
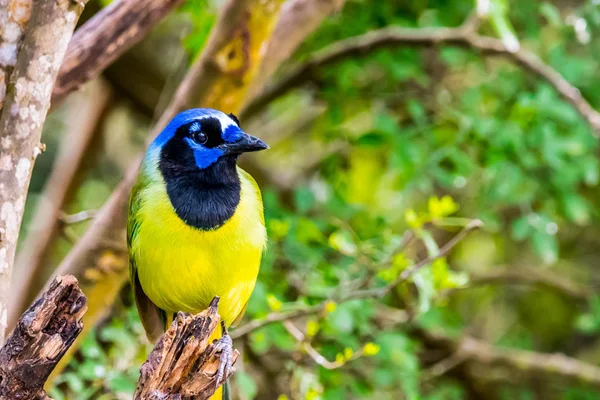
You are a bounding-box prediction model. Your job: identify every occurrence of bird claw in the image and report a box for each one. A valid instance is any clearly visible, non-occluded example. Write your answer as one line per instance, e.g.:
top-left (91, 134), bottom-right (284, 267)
top-left (213, 322), bottom-right (234, 388)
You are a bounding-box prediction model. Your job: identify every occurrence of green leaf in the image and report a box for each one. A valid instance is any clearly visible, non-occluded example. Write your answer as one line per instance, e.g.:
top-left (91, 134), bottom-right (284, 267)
top-left (294, 187), bottom-right (316, 214)
top-left (107, 375), bottom-right (136, 395)
top-left (413, 267), bottom-right (436, 313)
top-left (328, 229), bottom-right (358, 256)
top-left (488, 0), bottom-right (520, 52)
top-left (532, 231), bottom-right (558, 265)
top-left (236, 371), bottom-right (258, 399)
top-left (561, 193), bottom-right (590, 225)
top-left (511, 216), bottom-right (531, 241)
top-left (539, 2), bottom-right (562, 26)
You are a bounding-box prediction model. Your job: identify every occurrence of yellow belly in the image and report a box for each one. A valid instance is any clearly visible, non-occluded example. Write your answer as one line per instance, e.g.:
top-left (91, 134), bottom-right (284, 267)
top-left (132, 168), bottom-right (266, 326)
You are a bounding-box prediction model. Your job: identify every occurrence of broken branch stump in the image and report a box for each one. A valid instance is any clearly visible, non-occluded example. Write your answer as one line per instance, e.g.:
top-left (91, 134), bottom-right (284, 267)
top-left (0, 275), bottom-right (87, 400)
top-left (134, 297), bottom-right (239, 400)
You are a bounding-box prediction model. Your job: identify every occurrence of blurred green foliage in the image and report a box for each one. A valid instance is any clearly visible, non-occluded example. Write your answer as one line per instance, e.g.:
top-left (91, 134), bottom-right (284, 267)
top-left (37, 0), bottom-right (600, 399)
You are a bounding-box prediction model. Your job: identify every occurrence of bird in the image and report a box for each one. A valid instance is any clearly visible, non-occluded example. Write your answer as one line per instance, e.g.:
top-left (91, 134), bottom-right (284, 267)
top-left (127, 108), bottom-right (268, 399)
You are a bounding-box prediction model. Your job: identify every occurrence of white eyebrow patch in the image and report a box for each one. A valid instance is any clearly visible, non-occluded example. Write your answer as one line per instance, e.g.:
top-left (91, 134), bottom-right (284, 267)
top-left (213, 113), bottom-right (236, 131)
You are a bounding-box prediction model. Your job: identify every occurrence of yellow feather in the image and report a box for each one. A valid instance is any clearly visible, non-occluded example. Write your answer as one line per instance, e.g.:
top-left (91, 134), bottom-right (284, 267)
top-left (132, 167), bottom-right (266, 326)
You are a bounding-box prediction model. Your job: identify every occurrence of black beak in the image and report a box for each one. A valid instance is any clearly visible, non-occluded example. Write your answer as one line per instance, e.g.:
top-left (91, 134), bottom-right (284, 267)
top-left (223, 132), bottom-right (269, 154)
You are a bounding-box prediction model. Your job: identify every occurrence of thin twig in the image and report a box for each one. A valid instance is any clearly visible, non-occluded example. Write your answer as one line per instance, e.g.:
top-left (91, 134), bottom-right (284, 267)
top-left (59, 209), bottom-right (99, 225)
top-left (283, 320), bottom-right (364, 370)
top-left (420, 353), bottom-right (467, 382)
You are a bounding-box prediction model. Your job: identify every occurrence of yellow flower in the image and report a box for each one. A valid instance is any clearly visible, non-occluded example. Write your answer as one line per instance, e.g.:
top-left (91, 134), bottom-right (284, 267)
top-left (268, 219), bottom-right (290, 239)
top-left (428, 195), bottom-right (458, 219)
top-left (277, 395), bottom-right (289, 400)
top-left (343, 347), bottom-right (354, 360)
top-left (306, 320), bottom-right (320, 337)
top-left (404, 209), bottom-right (422, 228)
top-left (335, 352), bottom-right (346, 365)
top-left (363, 342), bottom-right (380, 356)
top-left (266, 294), bottom-right (282, 311)
top-left (306, 388), bottom-right (319, 400)
top-left (324, 301), bottom-right (337, 313)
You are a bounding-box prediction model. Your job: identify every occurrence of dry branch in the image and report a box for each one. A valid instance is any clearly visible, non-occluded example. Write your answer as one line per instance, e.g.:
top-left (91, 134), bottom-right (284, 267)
top-left (134, 298), bottom-right (239, 400)
top-left (52, 0), bottom-right (184, 107)
top-left (459, 336), bottom-right (600, 387)
top-left (417, 328), bottom-right (600, 388)
top-left (241, 18), bottom-right (600, 135)
top-left (0, 275), bottom-right (87, 399)
top-left (0, 0), bottom-right (88, 345)
top-left (447, 267), bottom-right (590, 302)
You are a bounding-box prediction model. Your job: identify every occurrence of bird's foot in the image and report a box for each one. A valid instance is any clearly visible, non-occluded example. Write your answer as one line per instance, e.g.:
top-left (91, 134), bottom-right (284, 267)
top-left (213, 321), bottom-right (234, 388)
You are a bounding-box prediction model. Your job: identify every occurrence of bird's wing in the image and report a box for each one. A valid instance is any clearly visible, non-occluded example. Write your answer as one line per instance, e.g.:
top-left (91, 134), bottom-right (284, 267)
top-left (128, 174), bottom-right (166, 343)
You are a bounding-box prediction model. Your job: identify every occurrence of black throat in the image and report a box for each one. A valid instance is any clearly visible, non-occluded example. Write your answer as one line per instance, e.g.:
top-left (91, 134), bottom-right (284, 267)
top-left (158, 143), bottom-right (241, 230)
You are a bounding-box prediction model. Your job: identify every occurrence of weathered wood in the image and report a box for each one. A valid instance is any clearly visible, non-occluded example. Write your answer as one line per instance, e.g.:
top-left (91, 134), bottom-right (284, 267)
top-left (134, 298), bottom-right (239, 400)
top-left (0, 275), bottom-right (87, 400)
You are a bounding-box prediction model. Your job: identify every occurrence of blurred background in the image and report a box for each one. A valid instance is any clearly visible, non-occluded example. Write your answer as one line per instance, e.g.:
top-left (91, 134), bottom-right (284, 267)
top-left (11, 0), bottom-right (600, 398)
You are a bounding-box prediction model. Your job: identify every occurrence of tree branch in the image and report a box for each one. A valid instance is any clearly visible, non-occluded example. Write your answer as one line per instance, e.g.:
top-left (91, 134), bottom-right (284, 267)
top-left (458, 336), bottom-right (600, 387)
top-left (0, 275), bottom-right (87, 399)
top-left (0, 0), bottom-right (32, 110)
top-left (0, 0), bottom-right (89, 345)
top-left (58, 209), bottom-right (99, 225)
top-left (418, 328), bottom-right (600, 388)
top-left (446, 267), bottom-right (590, 302)
top-left (241, 18), bottom-right (600, 135)
top-left (283, 320), bottom-right (365, 370)
top-left (134, 298), bottom-right (239, 400)
top-left (51, 0), bottom-right (184, 107)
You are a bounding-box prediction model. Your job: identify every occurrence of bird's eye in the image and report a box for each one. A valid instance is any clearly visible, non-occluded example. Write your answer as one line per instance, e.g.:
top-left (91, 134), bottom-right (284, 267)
top-left (192, 131), bottom-right (207, 144)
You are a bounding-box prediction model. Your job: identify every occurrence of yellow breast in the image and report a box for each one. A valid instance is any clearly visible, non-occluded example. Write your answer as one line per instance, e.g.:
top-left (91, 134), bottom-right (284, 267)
top-left (132, 167), bottom-right (266, 325)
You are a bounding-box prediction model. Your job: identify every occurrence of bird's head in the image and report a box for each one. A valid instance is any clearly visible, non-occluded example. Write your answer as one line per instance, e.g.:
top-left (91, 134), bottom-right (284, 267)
top-left (149, 108), bottom-right (268, 174)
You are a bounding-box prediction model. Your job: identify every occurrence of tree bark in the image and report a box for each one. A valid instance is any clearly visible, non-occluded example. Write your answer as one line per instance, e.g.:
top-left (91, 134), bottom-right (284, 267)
top-left (0, 0), bottom-right (33, 110)
top-left (134, 298), bottom-right (239, 400)
top-left (0, 275), bottom-right (87, 400)
top-left (0, 0), bottom-right (89, 345)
